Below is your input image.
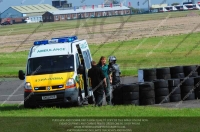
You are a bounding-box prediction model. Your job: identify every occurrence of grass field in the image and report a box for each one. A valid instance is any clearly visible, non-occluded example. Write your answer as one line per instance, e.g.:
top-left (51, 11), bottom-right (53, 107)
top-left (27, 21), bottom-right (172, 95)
top-left (0, 31), bottom-right (200, 77)
top-left (1, 104), bottom-right (200, 131)
top-left (1, 104), bottom-right (200, 117)
top-left (0, 10), bottom-right (199, 36)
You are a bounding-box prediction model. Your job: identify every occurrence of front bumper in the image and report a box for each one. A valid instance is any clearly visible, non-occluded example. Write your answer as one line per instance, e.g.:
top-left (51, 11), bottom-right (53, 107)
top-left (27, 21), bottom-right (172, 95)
top-left (24, 88), bottom-right (79, 106)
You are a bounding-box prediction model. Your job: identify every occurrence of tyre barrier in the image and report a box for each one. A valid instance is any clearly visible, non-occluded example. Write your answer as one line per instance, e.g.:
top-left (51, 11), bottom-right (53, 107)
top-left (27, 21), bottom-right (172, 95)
top-left (139, 82), bottom-right (155, 105)
top-left (193, 77), bottom-right (200, 99)
top-left (117, 65), bottom-right (200, 106)
top-left (183, 65), bottom-right (198, 77)
top-left (180, 78), bottom-right (195, 100)
top-left (170, 66), bottom-right (185, 79)
top-left (143, 68), bottom-right (157, 82)
top-left (168, 79), bottom-right (181, 102)
top-left (153, 80), bottom-right (170, 104)
top-left (121, 83), bottom-right (140, 105)
top-left (112, 84), bottom-right (124, 105)
top-left (156, 67), bottom-right (171, 80)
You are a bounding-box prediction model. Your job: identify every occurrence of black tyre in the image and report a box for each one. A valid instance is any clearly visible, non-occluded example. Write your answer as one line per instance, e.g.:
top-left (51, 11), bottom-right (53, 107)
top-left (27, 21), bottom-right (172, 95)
top-left (187, 72), bottom-right (198, 77)
top-left (169, 87), bottom-right (181, 95)
top-left (123, 100), bottom-right (139, 105)
top-left (143, 68), bottom-right (156, 76)
top-left (180, 78), bottom-right (194, 86)
top-left (24, 101), bottom-right (36, 109)
top-left (153, 80), bottom-right (168, 89)
top-left (140, 98), bottom-right (155, 105)
top-left (139, 82), bottom-right (154, 91)
top-left (194, 77), bottom-right (200, 95)
top-left (157, 74), bottom-right (171, 80)
top-left (194, 77), bottom-right (200, 87)
top-left (183, 65), bottom-right (197, 75)
top-left (143, 76), bottom-right (157, 81)
top-left (168, 79), bottom-right (180, 87)
top-left (122, 92), bottom-right (139, 100)
top-left (170, 66), bottom-right (183, 74)
top-left (122, 83), bottom-right (139, 92)
top-left (181, 86), bottom-right (195, 93)
top-left (155, 88), bottom-right (169, 96)
top-left (140, 90), bottom-right (155, 99)
top-left (112, 99), bottom-right (123, 105)
top-left (170, 94), bottom-right (181, 102)
top-left (155, 96), bottom-right (170, 104)
top-left (156, 67), bottom-right (170, 74)
top-left (195, 91), bottom-right (200, 99)
top-left (171, 73), bottom-right (185, 79)
top-left (181, 92), bottom-right (195, 100)
top-left (113, 84), bottom-right (123, 99)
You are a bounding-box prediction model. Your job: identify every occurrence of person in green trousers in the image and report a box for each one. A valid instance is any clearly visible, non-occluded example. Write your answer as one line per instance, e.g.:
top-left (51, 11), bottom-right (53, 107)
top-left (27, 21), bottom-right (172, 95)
top-left (97, 56), bottom-right (112, 105)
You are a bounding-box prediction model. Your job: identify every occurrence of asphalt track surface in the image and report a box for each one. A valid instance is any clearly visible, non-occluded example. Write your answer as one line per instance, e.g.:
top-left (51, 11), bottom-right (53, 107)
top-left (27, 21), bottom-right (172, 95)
top-left (0, 77), bottom-right (200, 108)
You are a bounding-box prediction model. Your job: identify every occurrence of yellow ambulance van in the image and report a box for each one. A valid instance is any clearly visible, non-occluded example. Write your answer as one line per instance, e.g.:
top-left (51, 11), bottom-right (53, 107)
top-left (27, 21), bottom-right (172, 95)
top-left (18, 36), bottom-right (94, 108)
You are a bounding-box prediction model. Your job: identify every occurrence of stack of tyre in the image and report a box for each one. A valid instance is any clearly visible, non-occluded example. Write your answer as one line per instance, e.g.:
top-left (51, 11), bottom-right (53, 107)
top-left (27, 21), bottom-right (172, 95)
top-left (143, 69), bottom-right (157, 81)
top-left (153, 80), bottom-right (170, 104)
top-left (183, 65), bottom-right (198, 77)
top-left (180, 78), bottom-right (195, 100)
top-left (139, 82), bottom-right (155, 105)
top-left (156, 67), bottom-right (171, 80)
top-left (194, 77), bottom-right (200, 99)
top-left (121, 83), bottom-right (139, 105)
top-left (170, 66), bottom-right (185, 79)
top-left (168, 79), bottom-right (181, 102)
top-left (112, 84), bottom-right (124, 105)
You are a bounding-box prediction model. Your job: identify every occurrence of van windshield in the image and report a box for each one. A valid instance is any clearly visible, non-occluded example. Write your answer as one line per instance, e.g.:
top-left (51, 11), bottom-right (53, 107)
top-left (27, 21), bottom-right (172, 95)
top-left (27, 55), bottom-right (74, 75)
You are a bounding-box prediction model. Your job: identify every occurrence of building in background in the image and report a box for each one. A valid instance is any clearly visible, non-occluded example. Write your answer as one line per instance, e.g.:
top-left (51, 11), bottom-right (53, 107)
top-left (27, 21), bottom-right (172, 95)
top-left (52, 0), bottom-right (72, 8)
top-left (104, 0), bottom-right (120, 4)
top-left (43, 5), bottom-right (131, 22)
top-left (0, 4), bottom-right (58, 23)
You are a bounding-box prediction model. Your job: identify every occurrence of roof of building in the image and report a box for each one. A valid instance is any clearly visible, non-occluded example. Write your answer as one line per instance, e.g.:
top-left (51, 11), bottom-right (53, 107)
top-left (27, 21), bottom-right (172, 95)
top-left (49, 6), bottom-right (130, 15)
top-left (11, 4), bottom-right (58, 14)
top-left (151, 4), bottom-right (168, 8)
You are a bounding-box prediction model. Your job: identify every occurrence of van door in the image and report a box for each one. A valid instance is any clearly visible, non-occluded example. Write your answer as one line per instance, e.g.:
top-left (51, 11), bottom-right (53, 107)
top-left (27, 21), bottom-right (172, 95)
top-left (76, 43), bottom-right (92, 97)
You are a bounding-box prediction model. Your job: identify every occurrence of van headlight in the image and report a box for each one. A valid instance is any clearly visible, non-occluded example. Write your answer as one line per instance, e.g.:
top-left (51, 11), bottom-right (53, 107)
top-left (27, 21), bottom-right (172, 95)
top-left (24, 82), bottom-right (32, 90)
top-left (65, 78), bottom-right (76, 89)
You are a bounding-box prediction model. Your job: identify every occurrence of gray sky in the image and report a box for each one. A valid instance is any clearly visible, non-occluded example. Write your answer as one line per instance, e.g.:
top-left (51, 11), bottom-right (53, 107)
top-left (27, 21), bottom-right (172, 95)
top-left (0, 0), bottom-right (194, 12)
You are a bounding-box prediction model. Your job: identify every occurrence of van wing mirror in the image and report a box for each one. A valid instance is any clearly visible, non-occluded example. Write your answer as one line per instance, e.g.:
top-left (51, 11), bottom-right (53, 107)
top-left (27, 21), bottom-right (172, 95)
top-left (78, 65), bottom-right (84, 74)
top-left (18, 70), bottom-right (25, 80)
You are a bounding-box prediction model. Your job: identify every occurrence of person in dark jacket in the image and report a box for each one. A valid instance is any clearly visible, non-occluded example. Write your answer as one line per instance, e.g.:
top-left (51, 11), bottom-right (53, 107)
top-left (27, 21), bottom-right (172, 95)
top-left (88, 61), bottom-right (107, 106)
top-left (108, 56), bottom-right (121, 87)
top-left (108, 56), bottom-right (121, 104)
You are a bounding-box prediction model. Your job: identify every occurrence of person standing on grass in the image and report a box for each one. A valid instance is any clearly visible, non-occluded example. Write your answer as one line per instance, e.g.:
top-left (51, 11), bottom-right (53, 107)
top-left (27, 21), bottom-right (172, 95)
top-left (88, 61), bottom-right (107, 107)
top-left (97, 56), bottom-right (112, 105)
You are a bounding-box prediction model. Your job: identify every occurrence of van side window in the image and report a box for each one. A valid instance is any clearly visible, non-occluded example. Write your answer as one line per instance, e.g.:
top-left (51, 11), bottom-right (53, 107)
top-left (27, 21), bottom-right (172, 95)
top-left (76, 53), bottom-right (80, 69)
top-left (86, 49), bottom-right (92, 63)
top-left (83, 51), bottom-right (90, 69)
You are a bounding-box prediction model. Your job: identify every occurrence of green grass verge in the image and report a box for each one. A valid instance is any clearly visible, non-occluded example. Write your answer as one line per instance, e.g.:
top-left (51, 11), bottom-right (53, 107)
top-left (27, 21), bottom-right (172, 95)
top-left (0, 104), bottom-right (200, 132)
top-left (1, 104), bottom-right (200, 117)
top-left (1, 31), bottom-right (200, 77)
top-left (0, 10), bottom-right (199, 36)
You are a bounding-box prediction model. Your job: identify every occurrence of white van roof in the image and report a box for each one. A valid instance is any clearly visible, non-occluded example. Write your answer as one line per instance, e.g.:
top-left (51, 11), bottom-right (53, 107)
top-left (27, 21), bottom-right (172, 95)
top-left (29, 36), bottom-right (88, 58)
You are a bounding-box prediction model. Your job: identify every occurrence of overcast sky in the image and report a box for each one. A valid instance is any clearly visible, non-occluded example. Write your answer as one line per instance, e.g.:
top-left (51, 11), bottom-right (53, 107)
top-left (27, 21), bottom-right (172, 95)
top-left (0, 0), bottom-right (195, 12)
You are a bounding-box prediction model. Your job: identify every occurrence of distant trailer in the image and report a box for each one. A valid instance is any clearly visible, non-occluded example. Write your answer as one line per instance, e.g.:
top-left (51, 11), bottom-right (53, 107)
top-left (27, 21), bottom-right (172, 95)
top-left (158, 7), bottom-right (168, 12)
top-left (174, 5), bottom-right (188, 11)
top-left (192, 4), bottom-right (200, 10)
top-left (184, 4), bottom-right (195, 10)
top-left (164, 6), bottom-right (178, 11)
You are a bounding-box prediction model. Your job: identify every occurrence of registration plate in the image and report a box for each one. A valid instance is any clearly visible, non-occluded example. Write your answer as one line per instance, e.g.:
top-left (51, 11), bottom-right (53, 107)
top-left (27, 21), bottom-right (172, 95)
top-left (42, 95), bottom-right (57, 100)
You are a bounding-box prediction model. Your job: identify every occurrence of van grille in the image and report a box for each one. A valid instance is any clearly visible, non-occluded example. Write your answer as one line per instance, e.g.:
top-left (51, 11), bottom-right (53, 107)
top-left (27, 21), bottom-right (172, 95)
top-left (52, 85), bottom-right (64, 89)
top-left (34, 87), bottom-right (46, 90)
